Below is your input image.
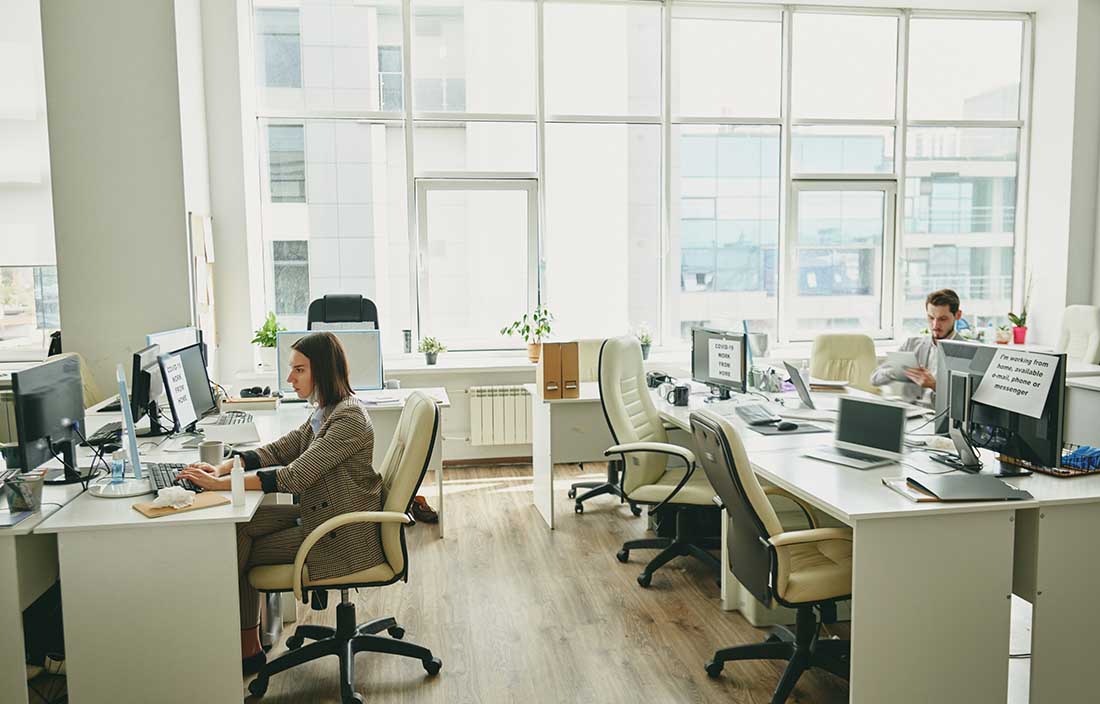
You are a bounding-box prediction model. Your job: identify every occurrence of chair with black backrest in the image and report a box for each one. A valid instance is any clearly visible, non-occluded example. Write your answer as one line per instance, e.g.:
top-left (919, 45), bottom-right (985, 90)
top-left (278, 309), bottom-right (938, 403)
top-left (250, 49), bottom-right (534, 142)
top-left (306, 294), bottom-right (380, 331)
top-left (246, 392), bottom-right (442, 704)
top-left (690, 408), bottom-right (851, 704)
top-left (598, 335), bottom-right (720, 587)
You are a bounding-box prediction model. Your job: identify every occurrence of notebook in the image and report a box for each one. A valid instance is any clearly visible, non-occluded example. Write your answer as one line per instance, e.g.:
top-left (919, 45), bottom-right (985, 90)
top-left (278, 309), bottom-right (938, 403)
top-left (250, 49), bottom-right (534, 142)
top-left (905, 475), bottom-right (1033, 502)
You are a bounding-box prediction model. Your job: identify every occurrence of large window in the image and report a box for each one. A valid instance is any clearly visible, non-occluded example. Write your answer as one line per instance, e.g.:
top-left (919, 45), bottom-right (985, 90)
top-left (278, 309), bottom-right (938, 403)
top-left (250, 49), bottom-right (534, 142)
top-left (1, 1), bottom-right (59, 353)
top-left (249, 2), bottom-right (1031, 350)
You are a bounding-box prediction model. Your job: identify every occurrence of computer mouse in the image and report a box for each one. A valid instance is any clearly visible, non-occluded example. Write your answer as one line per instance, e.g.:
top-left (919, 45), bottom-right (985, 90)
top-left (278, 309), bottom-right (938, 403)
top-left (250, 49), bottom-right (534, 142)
top-left (776, 421), bottom-right (799, 432)
top-left (101, 442), bottom-right (121, 454)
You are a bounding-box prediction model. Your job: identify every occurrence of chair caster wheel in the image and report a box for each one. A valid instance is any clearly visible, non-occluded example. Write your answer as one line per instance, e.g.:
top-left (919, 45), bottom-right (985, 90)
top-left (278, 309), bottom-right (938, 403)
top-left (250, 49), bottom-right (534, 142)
top-left (248, 675), bottom-right (270, 697)
top-left (629, 503), bottom-right (642, 517)
top-left (574, 503), bottom-right (584, 514)
top-left (342, 693), bottom-right (365, 704)
top-left (637, 572), bottom-right (652, 588)
top-left (704, 661), bottom-right (723, 678)
top-left (423, 657), bottom-right (443, 676)
top-left (285, 635), bottom-right (304, 650)
top-left (616, 549), bottom-right (629, 563)
top-left (567, 488), bottom-right (577, 499)
top-left (764, 633), bottom-right (781, 644)
top-left (387, 626), bottom-right (405, 640)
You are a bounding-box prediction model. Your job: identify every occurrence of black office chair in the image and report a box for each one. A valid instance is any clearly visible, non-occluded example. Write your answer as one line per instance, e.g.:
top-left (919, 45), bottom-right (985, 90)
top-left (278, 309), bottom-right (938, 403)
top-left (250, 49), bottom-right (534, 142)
top-left (690, 409), bottom-right (851, 704)
top-left (306, 294), bottom-right (379, 330)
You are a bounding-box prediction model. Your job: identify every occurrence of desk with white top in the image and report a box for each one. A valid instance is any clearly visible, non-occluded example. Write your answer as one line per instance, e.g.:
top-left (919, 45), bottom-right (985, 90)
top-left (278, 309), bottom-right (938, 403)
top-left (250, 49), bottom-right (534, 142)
top-left (657, 391), bottom-right (1029, 704)
top-left (28, 389), bottom-right (447, 704)
top-left (0, 483), bottom-right (85, 704)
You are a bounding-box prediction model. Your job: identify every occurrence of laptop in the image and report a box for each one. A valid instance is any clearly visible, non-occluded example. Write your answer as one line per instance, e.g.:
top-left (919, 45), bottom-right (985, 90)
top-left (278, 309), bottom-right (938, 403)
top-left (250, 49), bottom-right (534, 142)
top-left (804, 397), bottom-right (907, 470)
top-left (158, 344), bottom-right (261, 446)
top-left (782, 361), bottom-right (926, 420)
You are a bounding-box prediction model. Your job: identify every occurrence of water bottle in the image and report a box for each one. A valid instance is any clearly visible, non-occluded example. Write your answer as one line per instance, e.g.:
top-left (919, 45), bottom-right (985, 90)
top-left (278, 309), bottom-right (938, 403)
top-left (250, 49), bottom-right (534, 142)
top-left (111, 449), bottom-right (128, 484)
top-left (231, 456), bottom-right (245, 507)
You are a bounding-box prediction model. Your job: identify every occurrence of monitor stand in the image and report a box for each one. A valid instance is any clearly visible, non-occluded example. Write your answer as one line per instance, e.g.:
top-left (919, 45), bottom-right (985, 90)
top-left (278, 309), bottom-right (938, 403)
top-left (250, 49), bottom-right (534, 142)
top-left (929, 423), bottom-right (983, 473)
top-left (135, 401), bottom-right (171, 438)
top-left (43, 440), bottom-right (100, 485)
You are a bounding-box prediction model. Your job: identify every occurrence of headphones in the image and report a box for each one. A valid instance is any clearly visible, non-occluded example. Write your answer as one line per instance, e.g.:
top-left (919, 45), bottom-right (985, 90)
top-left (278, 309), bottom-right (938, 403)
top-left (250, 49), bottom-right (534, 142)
top-left (240, 385), bottom-right (272, 398)
top-left (646, 372), bottom-right (673, 389)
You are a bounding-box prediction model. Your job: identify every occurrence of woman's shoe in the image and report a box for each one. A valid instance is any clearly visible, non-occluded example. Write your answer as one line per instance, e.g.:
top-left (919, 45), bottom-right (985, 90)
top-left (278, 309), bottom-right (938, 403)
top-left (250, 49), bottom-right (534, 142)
top-left (410, 495), bottom-right (438, 523)
top-left (242, 651), bottom-right (267, 677)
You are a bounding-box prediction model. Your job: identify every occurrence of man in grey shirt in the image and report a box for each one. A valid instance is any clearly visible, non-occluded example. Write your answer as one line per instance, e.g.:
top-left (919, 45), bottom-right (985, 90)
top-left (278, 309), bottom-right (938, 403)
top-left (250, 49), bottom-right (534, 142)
top-left (872, 289), bottom-right (963, 405)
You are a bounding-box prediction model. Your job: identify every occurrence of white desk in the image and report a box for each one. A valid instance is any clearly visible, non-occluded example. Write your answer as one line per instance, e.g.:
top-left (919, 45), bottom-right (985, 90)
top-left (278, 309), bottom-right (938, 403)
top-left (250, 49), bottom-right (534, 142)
top-left (524, 381), bottom-right (618, 529)
top-left (657, 392), bottom-right (1026, 704)
top-left (0, 483), bottom-right (85, 704)
top-left (1064, 358), bottom-right (1100, 378)
top-left (33, 423), bottom-right (265, 704)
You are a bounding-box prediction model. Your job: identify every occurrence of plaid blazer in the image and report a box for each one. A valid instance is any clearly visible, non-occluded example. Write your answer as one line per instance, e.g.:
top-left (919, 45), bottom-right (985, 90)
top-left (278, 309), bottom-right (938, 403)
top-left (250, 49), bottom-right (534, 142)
top-left (255, 397), bottom-right (384, 581)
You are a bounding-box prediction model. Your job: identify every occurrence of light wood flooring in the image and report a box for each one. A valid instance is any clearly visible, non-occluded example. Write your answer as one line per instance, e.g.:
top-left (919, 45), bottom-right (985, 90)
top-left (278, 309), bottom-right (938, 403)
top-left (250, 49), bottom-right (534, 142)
top-left (246, 464), bottom-right (849, 704)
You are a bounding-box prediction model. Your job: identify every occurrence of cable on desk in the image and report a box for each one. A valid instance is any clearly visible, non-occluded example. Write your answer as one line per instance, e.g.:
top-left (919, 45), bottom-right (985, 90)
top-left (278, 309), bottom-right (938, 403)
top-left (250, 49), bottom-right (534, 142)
top-left (907, 408), bottom-right (946, 433)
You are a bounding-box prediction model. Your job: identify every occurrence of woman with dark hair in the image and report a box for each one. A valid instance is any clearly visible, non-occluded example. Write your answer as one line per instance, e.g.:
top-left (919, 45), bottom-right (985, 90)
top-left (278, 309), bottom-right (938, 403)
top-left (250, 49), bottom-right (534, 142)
top-left (179, 332), bottom-right (383, 673)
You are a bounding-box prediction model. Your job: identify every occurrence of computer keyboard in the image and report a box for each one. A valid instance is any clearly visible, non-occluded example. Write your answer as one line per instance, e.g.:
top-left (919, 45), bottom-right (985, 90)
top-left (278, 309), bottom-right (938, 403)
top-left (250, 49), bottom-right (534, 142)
top-left (82, 422), bottom-right (122, 447)
top-left (147, 462), bottom-right (203, 493)
top-left (213, 412), bottom-right (253, 426)
top-left (734, 404), bottom-right (782, 426)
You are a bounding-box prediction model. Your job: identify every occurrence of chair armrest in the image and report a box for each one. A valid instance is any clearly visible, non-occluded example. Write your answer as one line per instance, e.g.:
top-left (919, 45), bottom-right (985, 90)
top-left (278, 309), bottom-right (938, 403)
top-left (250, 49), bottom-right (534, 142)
top-left (604, 441), bottom-right (696, 466)
top-left (292, 511), bottom-right (412, 601)
top-left (768, 527), bottom-right (852, 548)
top-left (763, 486), bottom-right (818, 529)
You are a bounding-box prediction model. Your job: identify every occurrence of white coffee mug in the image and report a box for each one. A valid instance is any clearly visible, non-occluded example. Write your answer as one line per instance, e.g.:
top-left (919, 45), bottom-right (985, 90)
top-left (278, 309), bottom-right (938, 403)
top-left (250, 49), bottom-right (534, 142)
top-left (199, 440), bottom-right (225, 466)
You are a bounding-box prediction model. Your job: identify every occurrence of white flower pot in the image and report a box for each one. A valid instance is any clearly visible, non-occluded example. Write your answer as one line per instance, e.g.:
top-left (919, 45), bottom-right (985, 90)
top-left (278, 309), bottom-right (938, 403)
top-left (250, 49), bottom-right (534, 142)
top-left (257, 346), bottom-right (276, 372)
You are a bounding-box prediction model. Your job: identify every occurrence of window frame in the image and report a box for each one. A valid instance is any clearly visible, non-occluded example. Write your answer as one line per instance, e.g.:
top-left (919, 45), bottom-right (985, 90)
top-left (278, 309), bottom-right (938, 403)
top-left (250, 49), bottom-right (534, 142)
top-left (245, 1), bottom-right (1033, 352)
top-left (414, 177), bottom-right (539, 350)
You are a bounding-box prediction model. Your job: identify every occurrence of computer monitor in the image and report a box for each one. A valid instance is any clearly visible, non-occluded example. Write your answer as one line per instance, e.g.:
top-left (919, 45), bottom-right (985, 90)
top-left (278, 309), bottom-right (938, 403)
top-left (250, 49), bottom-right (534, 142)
top-left (11, 356), bottom-right (95, 484)
top-left (130, 344), bottom-right (169, 437)
top-left (275, 330), bottom-right (383, 394)
top-left (158, 342), bottom-right (217, 432)
top-left (147, 326), bottom-right (203, 357)
top-left (691, 327), bottom-right (747, 400)
top-left (935, 341), bottom-right (1066, 476)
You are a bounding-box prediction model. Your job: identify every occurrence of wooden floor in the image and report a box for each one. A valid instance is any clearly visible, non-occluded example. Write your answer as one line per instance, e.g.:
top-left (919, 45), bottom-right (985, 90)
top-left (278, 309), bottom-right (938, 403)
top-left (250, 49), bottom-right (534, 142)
top-left (246, 464), bottom-right (848, 704)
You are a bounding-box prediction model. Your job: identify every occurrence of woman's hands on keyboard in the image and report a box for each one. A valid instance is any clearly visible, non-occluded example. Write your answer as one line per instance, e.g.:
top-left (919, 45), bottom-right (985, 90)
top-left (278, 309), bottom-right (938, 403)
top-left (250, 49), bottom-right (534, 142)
top-left (178, 466), bottom-right (229, 491)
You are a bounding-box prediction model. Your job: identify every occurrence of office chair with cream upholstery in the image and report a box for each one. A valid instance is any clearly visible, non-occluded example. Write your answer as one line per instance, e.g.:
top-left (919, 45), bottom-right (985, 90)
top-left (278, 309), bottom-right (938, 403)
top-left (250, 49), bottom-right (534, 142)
top-left (569, 338), bottom-right (641, 516)
top-left (691, 409), bottom-right (851, 704)
top-left (247, 392), bottom-right (442, 704)
top-left (809, 333), bottom-right (878, 394)
top-left (1056, 305), bottom-right (1100, 364)
top-left (48, 352), bottom-right (104, 409)
top-left (599, 336), bottom-right (720, 587)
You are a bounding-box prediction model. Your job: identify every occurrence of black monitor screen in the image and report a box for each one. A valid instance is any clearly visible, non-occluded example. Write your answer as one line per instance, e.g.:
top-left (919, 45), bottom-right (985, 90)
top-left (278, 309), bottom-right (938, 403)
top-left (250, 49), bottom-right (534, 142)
top-left (836, 398), bottom-right (905, 454)
top-left (12, 356), bottom-right (85, 472)
top-left (691, 328), bottom-right (747, 393)
top-left (175, 343), bottom-right (217, 418)
top-left (130, 344), bottom-right (162, 422)
top-left (941, 341), bottom-right (1066, 468)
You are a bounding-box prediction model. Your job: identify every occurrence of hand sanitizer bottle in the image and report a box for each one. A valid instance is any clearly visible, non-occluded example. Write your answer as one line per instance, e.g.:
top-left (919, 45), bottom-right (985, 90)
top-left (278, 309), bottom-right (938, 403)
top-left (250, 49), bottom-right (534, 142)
top-left (231, 456), bottom-right (245, 506)
top-left (111, 449), bottom-right (128, 484)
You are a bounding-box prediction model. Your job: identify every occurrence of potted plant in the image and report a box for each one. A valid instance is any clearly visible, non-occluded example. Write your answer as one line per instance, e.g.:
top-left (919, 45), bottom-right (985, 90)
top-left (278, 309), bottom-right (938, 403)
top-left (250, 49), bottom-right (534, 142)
top-left (636, 324), bottom-right (653, 360)
top-left (1008, 278), bottom-right (1032, 345)
top-left (995, 324), bottom-right (1012, 344)
top-left (500, 305), bottom-right (554, 363)
top-left (418, 336), bottom-right (446, 365)
top-left (251, 312), bottom-right (285, 371)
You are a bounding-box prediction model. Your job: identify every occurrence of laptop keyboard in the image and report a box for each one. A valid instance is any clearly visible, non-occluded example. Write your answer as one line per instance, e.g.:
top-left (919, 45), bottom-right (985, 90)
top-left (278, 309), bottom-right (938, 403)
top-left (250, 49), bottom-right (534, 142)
top-left (214, 412), bottom-right (253, 426)
top-left (147, 462), bottom-right (203, 493)
top-left (834, 448), bottom-right (884, 463)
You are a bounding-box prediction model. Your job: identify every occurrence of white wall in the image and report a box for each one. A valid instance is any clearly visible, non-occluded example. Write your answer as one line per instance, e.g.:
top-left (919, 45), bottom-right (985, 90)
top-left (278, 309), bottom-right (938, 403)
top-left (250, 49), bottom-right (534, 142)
top-left (41, 0), bottom-right (192, 389)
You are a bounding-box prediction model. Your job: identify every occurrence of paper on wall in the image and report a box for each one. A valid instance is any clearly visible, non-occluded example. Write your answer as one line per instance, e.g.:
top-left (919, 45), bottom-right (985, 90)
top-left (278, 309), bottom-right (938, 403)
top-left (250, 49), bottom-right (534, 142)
top-left (971, 348), bottom-right (1058, 419)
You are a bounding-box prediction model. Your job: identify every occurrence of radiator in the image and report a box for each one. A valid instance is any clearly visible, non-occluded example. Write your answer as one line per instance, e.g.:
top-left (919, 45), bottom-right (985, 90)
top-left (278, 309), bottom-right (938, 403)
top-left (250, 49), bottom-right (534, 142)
top-left (468, 385), bottom-right (531, 446)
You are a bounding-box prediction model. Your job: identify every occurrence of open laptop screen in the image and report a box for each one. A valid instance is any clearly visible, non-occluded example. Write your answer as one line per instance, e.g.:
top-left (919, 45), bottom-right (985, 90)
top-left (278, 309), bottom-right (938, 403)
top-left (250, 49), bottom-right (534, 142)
top-left (836, 397), bottom-right (906, 457)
